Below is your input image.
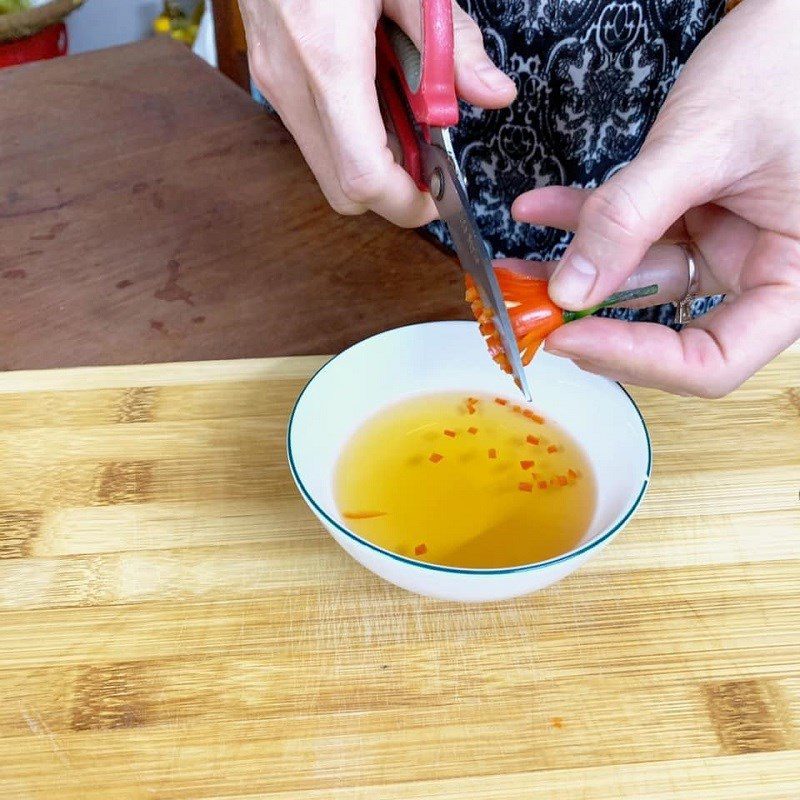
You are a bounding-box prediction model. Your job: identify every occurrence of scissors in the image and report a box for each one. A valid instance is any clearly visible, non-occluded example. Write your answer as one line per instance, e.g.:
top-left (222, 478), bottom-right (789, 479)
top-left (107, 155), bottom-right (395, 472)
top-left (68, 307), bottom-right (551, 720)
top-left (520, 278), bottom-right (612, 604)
top-left (375, 0), bottom-right (532, 401)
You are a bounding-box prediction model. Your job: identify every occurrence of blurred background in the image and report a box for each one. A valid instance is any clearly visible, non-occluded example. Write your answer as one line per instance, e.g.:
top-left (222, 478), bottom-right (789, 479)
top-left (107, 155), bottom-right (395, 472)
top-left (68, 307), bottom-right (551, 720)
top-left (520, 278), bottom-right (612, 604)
top-left (0, 1), bottom-right (235, 77)
top-left (68, 1), bottom-right (210, 57)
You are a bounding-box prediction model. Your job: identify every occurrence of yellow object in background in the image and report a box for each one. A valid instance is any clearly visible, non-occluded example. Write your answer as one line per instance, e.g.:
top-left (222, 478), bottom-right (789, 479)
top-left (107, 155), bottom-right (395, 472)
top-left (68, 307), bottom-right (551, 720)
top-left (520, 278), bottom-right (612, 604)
top-left (0, 0), bottom-right (30, 13)
top-left (153, 16), bottom-right (171, 35)
top-left (152, 0), bottom-right (203, 47)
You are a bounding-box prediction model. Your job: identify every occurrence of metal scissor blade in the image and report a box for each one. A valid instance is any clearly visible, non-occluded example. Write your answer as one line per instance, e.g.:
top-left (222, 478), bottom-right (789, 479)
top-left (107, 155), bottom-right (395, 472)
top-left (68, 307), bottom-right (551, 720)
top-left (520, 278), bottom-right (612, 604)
top-left (422, 129), bottom-right (532, 401)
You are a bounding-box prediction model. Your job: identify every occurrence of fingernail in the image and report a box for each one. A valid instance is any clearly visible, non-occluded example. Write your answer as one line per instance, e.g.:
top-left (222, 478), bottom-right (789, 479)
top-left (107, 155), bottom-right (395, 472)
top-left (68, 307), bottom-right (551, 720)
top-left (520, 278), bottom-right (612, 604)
top-left (550, 254), bottom-right (597, 307)
top-left (474, 61), bottom-right (515, 93)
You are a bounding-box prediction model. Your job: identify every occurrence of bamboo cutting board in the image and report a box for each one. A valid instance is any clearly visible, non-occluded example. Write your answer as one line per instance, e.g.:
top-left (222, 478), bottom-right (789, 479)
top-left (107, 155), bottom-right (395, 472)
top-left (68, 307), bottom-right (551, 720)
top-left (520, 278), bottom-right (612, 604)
top-left (0, 348), bottom-right (798, 799)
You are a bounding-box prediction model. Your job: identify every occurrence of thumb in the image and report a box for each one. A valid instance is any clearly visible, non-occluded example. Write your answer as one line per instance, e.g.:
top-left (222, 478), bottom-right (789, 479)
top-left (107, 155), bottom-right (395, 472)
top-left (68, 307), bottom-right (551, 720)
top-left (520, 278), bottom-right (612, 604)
top-left (548, 139), bottom-right (712, 310)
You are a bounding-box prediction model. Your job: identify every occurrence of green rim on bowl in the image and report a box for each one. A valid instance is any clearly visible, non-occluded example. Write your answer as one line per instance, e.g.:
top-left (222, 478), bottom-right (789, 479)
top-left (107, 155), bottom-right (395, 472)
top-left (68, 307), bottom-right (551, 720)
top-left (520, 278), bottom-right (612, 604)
top-left (287, 323), bottom-right (652, 576)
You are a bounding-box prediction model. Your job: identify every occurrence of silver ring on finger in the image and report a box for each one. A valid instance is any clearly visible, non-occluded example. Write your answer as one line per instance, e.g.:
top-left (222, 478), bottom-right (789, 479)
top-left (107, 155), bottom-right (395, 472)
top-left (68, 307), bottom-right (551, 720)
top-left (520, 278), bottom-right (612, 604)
top-left (674, 242), bottom-right (701, 325)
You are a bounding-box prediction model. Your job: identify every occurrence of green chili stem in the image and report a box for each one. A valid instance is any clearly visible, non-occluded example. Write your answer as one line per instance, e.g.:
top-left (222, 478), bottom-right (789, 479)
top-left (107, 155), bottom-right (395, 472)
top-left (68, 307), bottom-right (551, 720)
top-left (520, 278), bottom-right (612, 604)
top-left (562, 283), bottom-right (659, 324)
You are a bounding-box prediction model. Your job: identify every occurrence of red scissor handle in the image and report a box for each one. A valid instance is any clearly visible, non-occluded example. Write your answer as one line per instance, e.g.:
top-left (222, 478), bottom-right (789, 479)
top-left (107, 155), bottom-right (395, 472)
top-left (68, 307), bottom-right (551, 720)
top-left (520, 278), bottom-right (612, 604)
top-left (375, 0), bottom-right (459, 191)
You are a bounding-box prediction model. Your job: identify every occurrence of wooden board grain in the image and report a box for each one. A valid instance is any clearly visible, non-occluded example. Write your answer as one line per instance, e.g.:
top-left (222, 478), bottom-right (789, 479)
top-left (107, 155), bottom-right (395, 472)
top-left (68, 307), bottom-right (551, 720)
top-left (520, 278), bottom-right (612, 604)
top-left (0, 349), bottom-right (798, 799)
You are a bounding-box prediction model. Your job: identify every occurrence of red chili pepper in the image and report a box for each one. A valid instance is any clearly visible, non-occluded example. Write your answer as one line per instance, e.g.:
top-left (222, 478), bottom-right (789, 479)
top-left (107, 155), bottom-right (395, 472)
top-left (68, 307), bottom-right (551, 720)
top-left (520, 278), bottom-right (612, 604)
top-left (467, 426), bottom-right (478, 435)
top-left (342, 511), bottom-right (387, 520)
top-left (547, 444), bottom-right (558, 454)
top-left (518, 482), bottom-right (533, 493)
top-left (567, 468), bottom-right (578, 480)
top-left (465, 269), bottom-right (658, 374)
top-left (494, 397), bottom-right (508, 406)
top-left (429, 452), bottom-right (444, 463)
top-left (537, 480), bottom-right (548, 490)
top-left (415, 543), bottom-right (427, 556)
top-left (488, 448), bottom-right (497, 459)
top-left (526, 435), bottom-right (539, 446)
top-left (443, 429), bottom-right (456, 438)
top-left (557, 475), bottom-right (568, 487)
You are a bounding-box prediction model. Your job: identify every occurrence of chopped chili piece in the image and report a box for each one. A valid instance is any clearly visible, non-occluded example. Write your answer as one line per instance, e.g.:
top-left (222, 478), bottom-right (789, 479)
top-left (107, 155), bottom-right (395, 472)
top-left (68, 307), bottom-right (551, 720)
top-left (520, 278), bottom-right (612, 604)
top-left (443, 429), bottom-right (456, 438)
top-left (414, 543), bottom-right (427, 556)
top-left (523, 411), bottom-right (545, 424)
top-left (520, 460), bottom-right (535, 470)
top-left (494, 397), bottom-right (508, 406)
top-left (526, 435), bottom-right (540, 446)
top-left (488, 448), bottom-right (497, 459)
top-left (429, 452), bottom-right (444, 463)
top-left (547, 444), bottom-right (558, 454)
top-left (342, 511), bottom-right (387, 520)
top-left (467, 426), bottom-right (478, 435)
top-left (518, 482), bottom-right (533, 493)
top-left (557, 475), bottom-right (568, 487)
top-left (468, 397), bottom-right (479, 405)
top-left (567, 468), bottom-right (578, 480)
top-left (467, 404), bottom-right (477, 415)
top-left (537, 480), bottom-right (548, 490)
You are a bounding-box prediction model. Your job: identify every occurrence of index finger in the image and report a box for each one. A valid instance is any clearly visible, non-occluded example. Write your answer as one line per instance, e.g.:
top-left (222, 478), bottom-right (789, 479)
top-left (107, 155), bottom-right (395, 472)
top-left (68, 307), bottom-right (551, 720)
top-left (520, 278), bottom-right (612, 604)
top-left (511, 186), bottom-right (688, 240)
top-left (305, 17), bottom-right (436, 227)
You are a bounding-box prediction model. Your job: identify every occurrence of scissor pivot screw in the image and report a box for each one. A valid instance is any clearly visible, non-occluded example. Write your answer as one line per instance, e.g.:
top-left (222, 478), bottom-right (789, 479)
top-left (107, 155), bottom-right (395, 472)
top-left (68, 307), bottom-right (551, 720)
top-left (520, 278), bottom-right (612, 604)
top-left (429, 167), bottom-right (445, 201)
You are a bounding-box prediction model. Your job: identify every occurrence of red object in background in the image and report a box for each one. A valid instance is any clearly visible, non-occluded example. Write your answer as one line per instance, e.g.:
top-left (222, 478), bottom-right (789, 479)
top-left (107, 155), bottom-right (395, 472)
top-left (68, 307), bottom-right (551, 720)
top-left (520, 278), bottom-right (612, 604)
top-left (0, 23), bottom-right (67, 69)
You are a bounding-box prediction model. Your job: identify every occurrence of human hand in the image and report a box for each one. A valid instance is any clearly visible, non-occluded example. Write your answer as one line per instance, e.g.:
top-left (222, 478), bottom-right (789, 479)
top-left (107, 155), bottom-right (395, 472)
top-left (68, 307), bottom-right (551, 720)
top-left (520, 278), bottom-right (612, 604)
top-left (238, 0), bottom-right (516, 227)
top-left (510, 0), bottom-right (800, 397)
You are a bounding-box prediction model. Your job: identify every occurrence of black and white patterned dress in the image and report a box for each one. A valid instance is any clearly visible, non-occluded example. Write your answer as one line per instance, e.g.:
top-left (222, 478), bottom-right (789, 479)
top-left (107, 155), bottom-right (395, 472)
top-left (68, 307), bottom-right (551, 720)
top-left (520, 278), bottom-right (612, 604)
top-left (425, 0), bottom-right (726, 324)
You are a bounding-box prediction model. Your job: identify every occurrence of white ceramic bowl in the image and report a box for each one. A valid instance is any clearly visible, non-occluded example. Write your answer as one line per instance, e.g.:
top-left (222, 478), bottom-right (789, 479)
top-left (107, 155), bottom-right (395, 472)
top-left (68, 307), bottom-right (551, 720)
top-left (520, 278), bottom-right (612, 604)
top-left (287, 321), bottom-right (651, 602)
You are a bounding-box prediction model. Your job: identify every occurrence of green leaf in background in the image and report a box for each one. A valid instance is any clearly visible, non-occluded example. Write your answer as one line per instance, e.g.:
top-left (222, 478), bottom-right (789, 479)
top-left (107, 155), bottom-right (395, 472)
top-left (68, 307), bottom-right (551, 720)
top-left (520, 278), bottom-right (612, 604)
top-left (0, 0), bottom-right (31, 14)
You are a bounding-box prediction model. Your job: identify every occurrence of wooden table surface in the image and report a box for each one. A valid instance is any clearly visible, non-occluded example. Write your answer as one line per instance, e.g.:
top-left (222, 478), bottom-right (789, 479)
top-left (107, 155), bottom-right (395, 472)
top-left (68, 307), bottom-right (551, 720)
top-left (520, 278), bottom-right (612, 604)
top-left (1, 346), bottom-right (798, 799)
top-left (0, 38), bottom-right (464, 372)
top-left (2, 36), bottom-right (799, 800)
